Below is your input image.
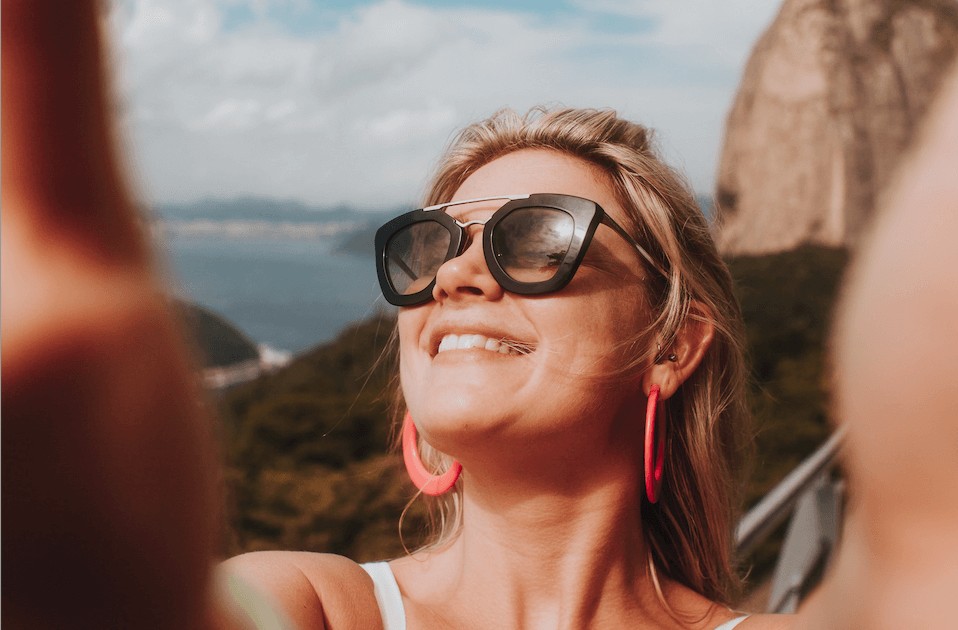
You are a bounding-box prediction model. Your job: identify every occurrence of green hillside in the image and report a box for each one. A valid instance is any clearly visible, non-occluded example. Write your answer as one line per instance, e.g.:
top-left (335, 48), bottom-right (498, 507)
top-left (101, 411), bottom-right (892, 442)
top-left (729, 246), bottom-right (849, 502)
top-left (218, 316), bottom-right (432, 559)
top-left (218, 245), bottom-right (849, 569)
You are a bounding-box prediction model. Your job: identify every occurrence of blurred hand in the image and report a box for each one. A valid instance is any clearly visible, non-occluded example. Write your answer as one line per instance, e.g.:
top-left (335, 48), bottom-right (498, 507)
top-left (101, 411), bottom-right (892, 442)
top-left (797, 67), bottom-right (958, 629)
top-left (2, 2), bottom-right (219, 627)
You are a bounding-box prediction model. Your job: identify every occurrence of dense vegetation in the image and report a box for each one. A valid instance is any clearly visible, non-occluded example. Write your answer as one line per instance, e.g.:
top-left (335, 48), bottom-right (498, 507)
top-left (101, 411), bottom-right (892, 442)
top-left (215, 316), bottom-right (421, 561)
top-left (214, 245), bottom-right (849, 580)
top-left (728, 246), bottom-right (849, 503)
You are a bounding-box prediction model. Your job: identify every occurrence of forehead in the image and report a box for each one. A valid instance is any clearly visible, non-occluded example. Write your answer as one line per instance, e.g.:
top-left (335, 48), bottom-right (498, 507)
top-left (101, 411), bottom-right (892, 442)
top-left (451, 149), bottom-right (625, 220)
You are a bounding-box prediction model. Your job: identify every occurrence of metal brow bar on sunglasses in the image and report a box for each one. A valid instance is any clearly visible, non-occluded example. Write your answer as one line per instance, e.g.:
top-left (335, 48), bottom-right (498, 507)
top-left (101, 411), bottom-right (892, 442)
top-left (421, 194), bottom-right (670, 279)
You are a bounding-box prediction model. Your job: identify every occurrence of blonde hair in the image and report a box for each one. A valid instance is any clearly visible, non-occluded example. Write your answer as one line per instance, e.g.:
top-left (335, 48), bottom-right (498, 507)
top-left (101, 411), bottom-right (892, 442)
top-left (395, 107), bottom-right (750, 604)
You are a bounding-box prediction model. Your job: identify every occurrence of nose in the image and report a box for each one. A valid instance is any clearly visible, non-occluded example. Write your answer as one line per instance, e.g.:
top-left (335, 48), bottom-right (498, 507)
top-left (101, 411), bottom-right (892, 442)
top-left (432, 225), bottom-right (504, 303)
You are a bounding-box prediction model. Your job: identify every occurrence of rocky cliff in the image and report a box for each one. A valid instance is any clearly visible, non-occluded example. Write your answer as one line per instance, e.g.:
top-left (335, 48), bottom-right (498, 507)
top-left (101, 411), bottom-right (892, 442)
top-left (714, 0), bottom-right (958, 255)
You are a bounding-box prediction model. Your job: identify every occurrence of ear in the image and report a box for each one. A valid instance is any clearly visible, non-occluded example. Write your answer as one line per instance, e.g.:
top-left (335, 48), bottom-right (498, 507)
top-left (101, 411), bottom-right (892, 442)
top-left (641, 300), bottom-right (715, 400)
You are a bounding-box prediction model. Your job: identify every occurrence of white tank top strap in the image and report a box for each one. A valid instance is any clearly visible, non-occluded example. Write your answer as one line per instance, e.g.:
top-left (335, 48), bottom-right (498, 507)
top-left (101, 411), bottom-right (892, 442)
top-left (713, 614), bottom-right (750, 630)
top-left (359, 561), bottom-right (407, 630)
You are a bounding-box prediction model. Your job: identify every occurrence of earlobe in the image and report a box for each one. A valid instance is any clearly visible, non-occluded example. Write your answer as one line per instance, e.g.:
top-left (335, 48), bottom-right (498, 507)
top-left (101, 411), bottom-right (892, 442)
top-left (642, 300), bottom-right (715, 400)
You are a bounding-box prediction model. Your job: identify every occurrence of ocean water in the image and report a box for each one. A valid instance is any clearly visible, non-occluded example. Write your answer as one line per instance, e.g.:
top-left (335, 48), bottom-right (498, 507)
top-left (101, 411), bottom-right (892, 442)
top-left (157, 233), bottom-right (390, 354)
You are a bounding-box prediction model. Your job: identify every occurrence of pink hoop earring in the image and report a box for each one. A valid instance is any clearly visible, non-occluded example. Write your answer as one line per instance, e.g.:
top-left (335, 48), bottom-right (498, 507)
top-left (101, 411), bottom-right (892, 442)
top-left (645, 385), bottom-right (666, 504)
top-left (402, 411), bottom-right (462, 496)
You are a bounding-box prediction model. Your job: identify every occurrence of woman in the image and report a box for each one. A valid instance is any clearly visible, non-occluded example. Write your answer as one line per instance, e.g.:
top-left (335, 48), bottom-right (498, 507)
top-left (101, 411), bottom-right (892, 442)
top-left (7, 3), bottom-right (958, 628)
top-left (225, 107), bottom-right (779, 629)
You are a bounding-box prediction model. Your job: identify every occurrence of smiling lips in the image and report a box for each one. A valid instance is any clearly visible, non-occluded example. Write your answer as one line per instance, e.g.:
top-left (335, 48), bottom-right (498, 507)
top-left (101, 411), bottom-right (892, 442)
top-left (436, 333), bottom-right (532, 356)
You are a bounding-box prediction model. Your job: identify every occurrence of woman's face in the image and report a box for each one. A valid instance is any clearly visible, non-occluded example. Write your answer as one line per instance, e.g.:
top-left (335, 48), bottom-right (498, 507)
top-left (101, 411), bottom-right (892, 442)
top-left (398, 149), bottom-right (655, 453)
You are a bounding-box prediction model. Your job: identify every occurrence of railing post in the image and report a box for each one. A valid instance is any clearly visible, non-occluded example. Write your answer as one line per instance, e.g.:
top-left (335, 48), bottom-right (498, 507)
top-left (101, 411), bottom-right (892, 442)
top-left (734, 429), bottom-right (846, 612)
top-left (766, 472), bottom-right (844, 612)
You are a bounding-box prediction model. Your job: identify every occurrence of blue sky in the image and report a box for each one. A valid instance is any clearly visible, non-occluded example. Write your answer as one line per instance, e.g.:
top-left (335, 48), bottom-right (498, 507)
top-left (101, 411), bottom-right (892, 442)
top-left (108, 0), bottom-right (781, 209)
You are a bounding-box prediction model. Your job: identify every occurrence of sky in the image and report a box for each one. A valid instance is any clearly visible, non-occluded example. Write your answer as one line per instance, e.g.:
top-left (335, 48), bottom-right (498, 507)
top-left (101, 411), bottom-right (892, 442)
top-left (107, 0), bottom-right (782, 210)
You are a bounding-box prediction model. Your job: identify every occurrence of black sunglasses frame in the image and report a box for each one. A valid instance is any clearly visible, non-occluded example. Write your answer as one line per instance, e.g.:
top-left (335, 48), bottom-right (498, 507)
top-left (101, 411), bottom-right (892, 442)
top-left (374, 193), bottom-right (668, 307)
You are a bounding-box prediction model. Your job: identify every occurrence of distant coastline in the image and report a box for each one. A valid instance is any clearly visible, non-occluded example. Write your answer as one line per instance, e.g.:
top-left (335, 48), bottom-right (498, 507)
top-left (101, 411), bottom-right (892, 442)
top-left (156, 219), bottom-right (366, 240)
top-left (157, 221), bottom-right (388, 355)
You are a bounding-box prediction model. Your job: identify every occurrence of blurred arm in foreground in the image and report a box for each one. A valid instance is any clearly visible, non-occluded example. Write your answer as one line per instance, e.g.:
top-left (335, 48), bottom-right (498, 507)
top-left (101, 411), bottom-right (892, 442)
top-left (796, 67), bottom-right (958, 628)
top-left (1, 1), bottom-right (220, 627)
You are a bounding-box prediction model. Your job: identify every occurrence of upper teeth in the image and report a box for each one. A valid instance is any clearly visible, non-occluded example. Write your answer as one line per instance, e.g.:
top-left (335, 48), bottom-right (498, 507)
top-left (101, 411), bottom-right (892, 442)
top-left (437, 333), bottom-right (520, 355)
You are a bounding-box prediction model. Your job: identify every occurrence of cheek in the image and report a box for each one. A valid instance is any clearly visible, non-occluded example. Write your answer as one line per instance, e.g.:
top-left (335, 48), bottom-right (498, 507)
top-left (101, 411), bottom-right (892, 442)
top-left (396, 308), bottom-right (424, 351)
top-left (396, 309), bottom-right (426, 400)
top-left (576, 290), bottom-right (653, 370)
top-left (588, 282), bottom-right (649, 323)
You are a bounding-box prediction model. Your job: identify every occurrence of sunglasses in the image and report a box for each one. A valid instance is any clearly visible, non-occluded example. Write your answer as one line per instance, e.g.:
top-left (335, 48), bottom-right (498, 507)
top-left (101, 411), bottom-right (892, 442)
top-left (374, 193), bottom-right (668, 307)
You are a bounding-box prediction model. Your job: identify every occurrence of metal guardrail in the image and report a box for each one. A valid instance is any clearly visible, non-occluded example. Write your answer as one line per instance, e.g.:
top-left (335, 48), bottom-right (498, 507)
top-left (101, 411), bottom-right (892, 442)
top-left (735, 428), bottom-right (845, 553)
top-left (735, 428), bottom-right (846, 612)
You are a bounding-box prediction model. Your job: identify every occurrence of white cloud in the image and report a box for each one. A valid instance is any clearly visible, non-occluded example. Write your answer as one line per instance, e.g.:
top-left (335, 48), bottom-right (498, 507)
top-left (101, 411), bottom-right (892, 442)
top-left (265, 99), bottom-right (298, 122)
top-left (362, 101), bottom-right (458, 144)
top-left (107, 0), bottom-right (780, 207)
top-left (571, 0), bottom-right (780, 66)
top-left (192, 98), bottom-right (262, 130)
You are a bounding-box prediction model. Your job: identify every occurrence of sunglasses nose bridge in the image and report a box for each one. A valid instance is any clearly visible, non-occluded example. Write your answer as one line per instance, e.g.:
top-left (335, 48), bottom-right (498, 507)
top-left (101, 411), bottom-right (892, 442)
top-left (454, 217), bottom-right (489, 230)
top-left (451, 217), bottom-right (489, 253)
top-left (434, 216), bottom-right (503, 303)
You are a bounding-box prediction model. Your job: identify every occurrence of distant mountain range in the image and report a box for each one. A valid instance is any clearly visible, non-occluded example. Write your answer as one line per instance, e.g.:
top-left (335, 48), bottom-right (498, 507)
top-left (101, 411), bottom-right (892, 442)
top-left (149, 196), bottom-right (401, 255)
top-left (149, 195), bottom-right (716, 253)
top-left (152, 196), bottom-right (402, 224)
top-left (155, 195), bottom-right (715, 221)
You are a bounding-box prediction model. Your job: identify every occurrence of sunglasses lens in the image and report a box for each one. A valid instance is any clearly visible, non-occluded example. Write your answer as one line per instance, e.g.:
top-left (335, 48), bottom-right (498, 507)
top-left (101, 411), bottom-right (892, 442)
top-left (384, 220), bottom-right (452, 296)
top-left (492, 207), bottom-right (576, 283)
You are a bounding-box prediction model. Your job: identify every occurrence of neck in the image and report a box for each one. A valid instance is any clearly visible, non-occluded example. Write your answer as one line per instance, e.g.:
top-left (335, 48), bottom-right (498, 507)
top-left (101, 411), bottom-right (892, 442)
top-left (396, 439), bottom-right (692, 629)
top-left (457, 469), bottom-right (649, 592)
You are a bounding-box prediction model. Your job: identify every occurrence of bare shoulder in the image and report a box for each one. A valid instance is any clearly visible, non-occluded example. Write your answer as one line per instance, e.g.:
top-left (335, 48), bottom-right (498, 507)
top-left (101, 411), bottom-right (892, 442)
top-left (221, 551), bottom-right (382, 630)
